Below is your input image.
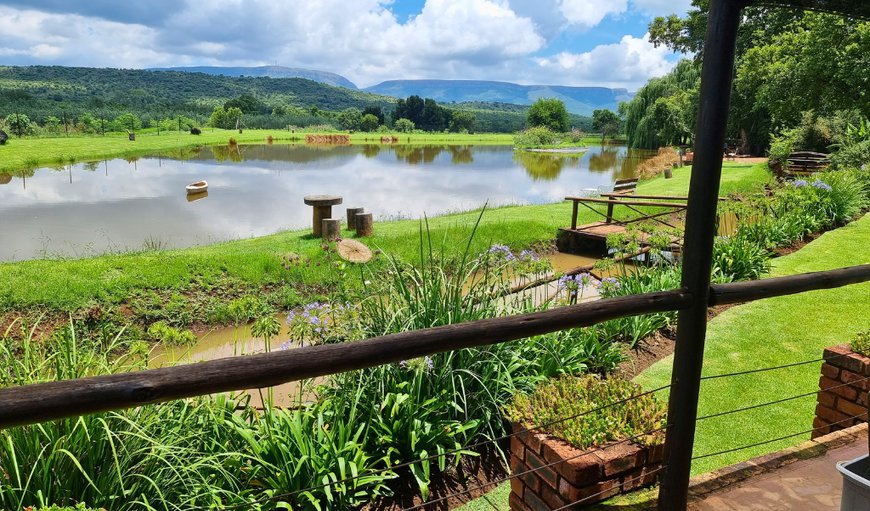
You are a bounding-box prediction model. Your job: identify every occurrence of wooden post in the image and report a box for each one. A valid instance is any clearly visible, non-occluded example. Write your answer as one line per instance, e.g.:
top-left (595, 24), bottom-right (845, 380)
top-left (356, 213), bottom-right (374, 237)
top-left (664, 166), bottom-right (673, 179)
top-left (605, 198), bottom-right (616, 224)
top-left (571, 201), bottom-right (579, 230)
top-left (346, 208), bottom-right (365, 231)
top-left (322, 218), bottom-right (341, 241)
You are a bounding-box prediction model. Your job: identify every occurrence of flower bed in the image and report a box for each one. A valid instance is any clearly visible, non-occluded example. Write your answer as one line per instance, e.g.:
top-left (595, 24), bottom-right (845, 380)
top-left (506, 376), bottom-right (666, 509)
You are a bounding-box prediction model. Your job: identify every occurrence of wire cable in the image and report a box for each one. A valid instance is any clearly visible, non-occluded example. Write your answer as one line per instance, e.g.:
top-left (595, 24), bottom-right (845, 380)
top-left (215, 385), bottom-right (671, 511)
top-left (696, 374), bottom-right (870, 421)
top-left (398, 424), bottom-right (670, 511)
top-left (699, 352), bottom-right (849, 380)
top-left (551, 465), bottom-right (668, 511)
top-left (692, 413), bottom-right (866, 461)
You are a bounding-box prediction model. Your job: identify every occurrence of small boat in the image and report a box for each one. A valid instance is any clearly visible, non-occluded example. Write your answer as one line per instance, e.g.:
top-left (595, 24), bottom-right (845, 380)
top-left (186, 181), bottom-right (208, 194)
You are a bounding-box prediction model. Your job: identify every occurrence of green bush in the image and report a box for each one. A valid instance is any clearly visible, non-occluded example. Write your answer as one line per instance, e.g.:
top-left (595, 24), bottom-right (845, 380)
top-left (513, 126), bottom-right (559, 149)
top-left (146, 320), bottom-right (197, 346)
top-left (597, 265), bottom-right (681, 347)
top-left (506, 375), bottom-right (666, 450)
top-left (712, 236), bottom-right (771, 281)
top-left (850, 331), bottom-right (870, 357)
top-left (830, 140), bottom-right (870, 170)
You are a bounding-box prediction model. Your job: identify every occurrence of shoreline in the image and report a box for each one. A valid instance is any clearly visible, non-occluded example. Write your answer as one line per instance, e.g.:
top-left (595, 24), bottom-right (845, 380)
top-left (515, 145), bottom-right (588, 154)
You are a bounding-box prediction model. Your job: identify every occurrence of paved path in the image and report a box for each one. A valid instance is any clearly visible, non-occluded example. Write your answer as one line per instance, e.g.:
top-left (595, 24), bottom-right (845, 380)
top-left (689, 441), bottom-right (865, 510)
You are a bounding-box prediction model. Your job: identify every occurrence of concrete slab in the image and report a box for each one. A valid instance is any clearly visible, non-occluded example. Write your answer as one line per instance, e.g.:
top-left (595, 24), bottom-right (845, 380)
top-left (688, 441), bottom-right (866, 511)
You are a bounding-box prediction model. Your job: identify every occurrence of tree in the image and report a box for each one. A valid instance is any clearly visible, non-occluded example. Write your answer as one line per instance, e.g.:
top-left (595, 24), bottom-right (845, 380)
top-left (224, 94), bottom-right (265, 114)
top-left (448, 110), bottom-right (476, 133)
top-left (337, 108), bottom-right (362, 130)
top-left (622, 60), bottom-right (700, 149)
top-left (360, 113), bottom-right (380, 132)
top-left (4, 113), bottom-right (34, 137)
top-left (527, 98), bottom-right (569, 132)
top-left (592, 109), bottom-right (621, 142)
top-left (208, 106), bottom-right (243, 129)
top-left (394, 118), bottom-right (415, 133)
top-left (113, 112), bottom-right (142, 132)
top-left (362, 106), bottom-right (385, 125)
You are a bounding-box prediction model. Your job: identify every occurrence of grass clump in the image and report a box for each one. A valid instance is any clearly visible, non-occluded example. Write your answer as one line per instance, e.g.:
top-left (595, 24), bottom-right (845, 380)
top-left (850, 331), bottom-right (870, 357)
top-left (506, 375), bottom-right (666, 450)
top-left (146, 320), bottom-right (197, 346)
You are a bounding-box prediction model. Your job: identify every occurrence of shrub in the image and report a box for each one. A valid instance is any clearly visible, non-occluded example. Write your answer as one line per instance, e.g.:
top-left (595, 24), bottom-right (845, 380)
top-left (513, 126), bottom-right (559, 149)
top-left (146, 320), bottom-right (197, 346)
top-left (830, 140), bottom-right (870, 170)
top-left (850, 331), bottom-right (870, 357)
top-left (712, 235), bottom-right (770, 281)
top-left (506, 375), bottom-right (666, 450)
top-left (597, 265), bottom-right (681, 347)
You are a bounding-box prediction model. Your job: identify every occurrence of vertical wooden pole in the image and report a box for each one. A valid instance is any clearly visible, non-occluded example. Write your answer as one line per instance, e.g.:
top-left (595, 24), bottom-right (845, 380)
top-left (657, 1), bottom-right (745, 510)
top-left (605, 198), bottom-right (615, 224)
top-left (571, 201), bottom-right (579, 230)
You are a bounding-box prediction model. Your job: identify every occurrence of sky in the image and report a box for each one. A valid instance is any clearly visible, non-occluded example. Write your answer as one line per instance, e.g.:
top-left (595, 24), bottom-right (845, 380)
top-left (0, 0), bottom-right (694, 90)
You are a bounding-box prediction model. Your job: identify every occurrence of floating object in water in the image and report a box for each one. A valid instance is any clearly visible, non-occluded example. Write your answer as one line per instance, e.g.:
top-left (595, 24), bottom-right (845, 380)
top-left (186, 180), bottom-right (208, 194)
top-left (337, 239), bottom-right (373, 263)
top-left (186, 191), bottom-right (208, 202)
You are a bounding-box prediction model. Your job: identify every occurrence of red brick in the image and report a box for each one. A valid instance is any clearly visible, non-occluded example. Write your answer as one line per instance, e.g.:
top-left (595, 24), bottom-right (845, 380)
top-left (523, 488), bottom-right (551, 511)
top-left (509, 489), bottom-right (531, 511)
top-left (648, 442), bottom-right (666, 463)
top-left (510, 477), bottom-right (526, 500)
top-left (825, 345), bottom-right (853, 368)
top-left (540, 482), bottom-right (568, 509)
top-left (817, 391), bottom-right (837, 409)
top-left (821, 363), bottom-right (841, 380)
top-left (541, 438), bottom-right (601, 482)
top-left (816, 403), bottom-right (852, 425)
top-left (837, 398), bottom-right (869, 421)
top-left (515, 426), bottom-right (548, 457)
top-left (511, 435), bottom-right (525, 459)
top-left (558, 478), bottom-right (620, 505)
top-left (525, 450), bottom-right (558, 489)
top-left (842, 371), bottom-right (870, 391)
top-left (821, 376), bottom-right (858, 401)
top-left (510, 454), bottom-right (525, 474)
top-left (594, 442), bottom-right (644, 477)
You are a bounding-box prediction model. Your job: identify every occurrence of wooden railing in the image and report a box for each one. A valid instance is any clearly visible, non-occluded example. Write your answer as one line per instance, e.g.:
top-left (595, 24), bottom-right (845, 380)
top-left (1, 264), bottom-right (868, 429)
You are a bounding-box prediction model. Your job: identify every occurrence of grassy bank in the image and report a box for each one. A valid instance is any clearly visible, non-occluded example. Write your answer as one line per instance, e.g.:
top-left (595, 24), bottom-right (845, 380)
top-left (635, 213), bottom-right (870, 475)
top-left (0, 130), bottom-right (515, 174)
top-left (0, 162), bottom-right (769, 316)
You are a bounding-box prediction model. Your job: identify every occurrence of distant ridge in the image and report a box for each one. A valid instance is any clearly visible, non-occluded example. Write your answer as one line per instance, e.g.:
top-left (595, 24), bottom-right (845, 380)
top-left (365, 79), bottom-right (633, 115)
top-left (150, 65), bottom-right (358, 89)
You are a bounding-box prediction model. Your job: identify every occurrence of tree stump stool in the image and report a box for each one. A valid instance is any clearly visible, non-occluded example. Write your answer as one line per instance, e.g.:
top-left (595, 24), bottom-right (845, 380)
top-left (346, 208), bottom-right (365, 231)
top-left (322, 218), bottom-right (342, 241)
top-left (303, 195), bottom-right (343, 237)
top-left (356, 212), bottom-right (374, 237)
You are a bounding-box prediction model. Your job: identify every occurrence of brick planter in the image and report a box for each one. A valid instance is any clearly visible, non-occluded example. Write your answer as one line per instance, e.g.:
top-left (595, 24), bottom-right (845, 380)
top-left (813, 344), bottom-right (870, 438)
top-left (508, 423), bottom-right (664, 510)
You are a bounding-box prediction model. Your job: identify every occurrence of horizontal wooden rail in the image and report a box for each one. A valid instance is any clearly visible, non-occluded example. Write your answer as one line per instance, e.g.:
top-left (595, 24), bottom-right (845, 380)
top-left (0, 290), bottom-right (693, 428)
top-left (598, 193), bottom-right (727, 202)
top-left (709, 264), bottom-right (870, 305)
top-left (565, 197), bottom-right (691, 208)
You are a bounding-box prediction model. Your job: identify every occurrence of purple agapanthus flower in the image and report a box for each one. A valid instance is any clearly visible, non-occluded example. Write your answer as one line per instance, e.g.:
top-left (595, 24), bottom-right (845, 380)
top-left (792, 179), bottom-right (808, 188)
top-left (811, 180), bottom-right (832, 191)
top-left (424, 356), bottom-right (434, 370)
top-left (487, 244), bottom-right (516, 261)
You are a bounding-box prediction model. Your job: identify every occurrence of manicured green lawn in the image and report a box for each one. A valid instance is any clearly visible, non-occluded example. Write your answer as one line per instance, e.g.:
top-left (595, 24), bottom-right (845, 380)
top-left (0, 130), bottom-right (514, 174)
top-left (0, 162), bottom-right (769, 313)
top-left (635, 213), bottom-right (870, 475)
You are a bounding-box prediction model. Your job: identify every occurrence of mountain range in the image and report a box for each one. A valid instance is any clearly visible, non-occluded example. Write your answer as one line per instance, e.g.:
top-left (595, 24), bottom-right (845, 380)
top-left (150, 65), bottom-right (358, 89)
top-left (156, 66), bottom-right (630, 115)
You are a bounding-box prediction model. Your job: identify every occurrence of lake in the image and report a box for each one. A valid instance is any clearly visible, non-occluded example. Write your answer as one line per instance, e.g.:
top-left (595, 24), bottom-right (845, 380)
top-left (0, 143), bottom-right (653, 261)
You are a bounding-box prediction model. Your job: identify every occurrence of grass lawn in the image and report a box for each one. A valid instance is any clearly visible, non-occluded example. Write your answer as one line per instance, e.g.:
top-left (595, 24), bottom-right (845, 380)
top-left (635, 212), bottom-right (870, 475)
top-left (0, 130), bottom-right (514, 174)
top-left (0, 162), bottom-right (769, 314)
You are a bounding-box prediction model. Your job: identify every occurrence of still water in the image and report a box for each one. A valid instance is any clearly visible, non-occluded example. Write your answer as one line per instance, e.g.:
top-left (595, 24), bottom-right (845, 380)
top-left (0, 144), bottom-right (652, 261)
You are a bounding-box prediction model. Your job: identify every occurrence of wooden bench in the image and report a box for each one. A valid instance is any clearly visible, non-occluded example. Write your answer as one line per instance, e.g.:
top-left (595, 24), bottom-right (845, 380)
top-left (612, 177), bottom-right (638, 195)
top-left (785, 151), bottom-right (830, 176)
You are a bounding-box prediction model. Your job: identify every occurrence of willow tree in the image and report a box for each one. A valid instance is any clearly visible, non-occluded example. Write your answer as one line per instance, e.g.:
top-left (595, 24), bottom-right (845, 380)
top-left (623, 60), bottom-right (700, 149)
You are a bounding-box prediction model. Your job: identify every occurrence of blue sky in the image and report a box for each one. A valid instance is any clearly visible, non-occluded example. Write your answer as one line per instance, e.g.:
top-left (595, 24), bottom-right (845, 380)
top-left (0, 0), bottom-right (694, 90)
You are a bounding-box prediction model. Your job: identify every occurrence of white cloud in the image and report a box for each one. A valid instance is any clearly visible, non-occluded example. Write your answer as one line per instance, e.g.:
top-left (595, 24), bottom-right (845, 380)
top-left (534, 33), bottom-right (676, 88)
top-left (0, 1), bottom-right (682, 89)
top-left (558, 0), bottom-right (628, 29)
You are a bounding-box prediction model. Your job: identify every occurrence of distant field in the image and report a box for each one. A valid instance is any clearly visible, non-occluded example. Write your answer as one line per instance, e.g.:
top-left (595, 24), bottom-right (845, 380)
top-left (0, 130), bottom-right (516, 174)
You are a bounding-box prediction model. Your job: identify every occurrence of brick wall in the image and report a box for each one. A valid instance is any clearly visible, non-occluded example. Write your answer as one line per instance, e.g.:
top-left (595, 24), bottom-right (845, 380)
top-left (508, 424), bottom-right (663, 510)
top-left (813, 344), bottom-right (870, 439)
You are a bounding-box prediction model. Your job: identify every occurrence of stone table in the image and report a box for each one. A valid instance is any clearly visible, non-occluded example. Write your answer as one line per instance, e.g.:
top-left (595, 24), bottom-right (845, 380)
top-left (303, 194), bottom-right (343, 237)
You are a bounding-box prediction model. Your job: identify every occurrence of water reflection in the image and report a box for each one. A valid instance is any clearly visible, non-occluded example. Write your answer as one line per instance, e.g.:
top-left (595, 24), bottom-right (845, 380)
top-left (1, 144), bottom-right (648, 261)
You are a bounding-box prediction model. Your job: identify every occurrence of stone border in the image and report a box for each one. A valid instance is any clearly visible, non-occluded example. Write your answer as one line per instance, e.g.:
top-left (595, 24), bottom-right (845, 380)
top-left (687, 422), bottom-right (868, 501)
